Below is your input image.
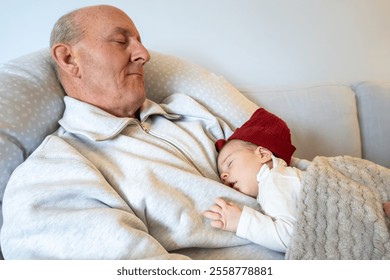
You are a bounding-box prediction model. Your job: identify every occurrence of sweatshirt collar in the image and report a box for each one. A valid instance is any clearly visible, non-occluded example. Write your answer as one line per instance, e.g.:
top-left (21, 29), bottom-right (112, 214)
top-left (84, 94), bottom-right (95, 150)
top-left (59, 96), bottom-right (179, 141)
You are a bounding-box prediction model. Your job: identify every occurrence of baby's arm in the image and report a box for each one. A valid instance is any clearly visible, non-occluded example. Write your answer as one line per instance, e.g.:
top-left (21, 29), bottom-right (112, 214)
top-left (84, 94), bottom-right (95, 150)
top-left (203, 198), bottom-right (242, 232)
top-left (203, 198), bottom-right (290, 252)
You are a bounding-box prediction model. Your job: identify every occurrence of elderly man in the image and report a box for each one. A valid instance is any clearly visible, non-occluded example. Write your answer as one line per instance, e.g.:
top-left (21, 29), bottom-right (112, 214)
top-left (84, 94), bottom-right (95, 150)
top-left (0, 5), bottom-right (266, 259)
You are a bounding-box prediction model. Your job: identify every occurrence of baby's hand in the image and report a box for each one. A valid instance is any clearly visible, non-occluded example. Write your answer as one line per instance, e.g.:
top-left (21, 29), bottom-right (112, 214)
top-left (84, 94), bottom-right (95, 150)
top-left (203, 198), bottom-right (242, 232)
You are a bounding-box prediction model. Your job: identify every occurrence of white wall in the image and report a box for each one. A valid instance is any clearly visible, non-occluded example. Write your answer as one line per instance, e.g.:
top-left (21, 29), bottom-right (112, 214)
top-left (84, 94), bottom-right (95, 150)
top-left (1, 0), bottom-right (390, 89)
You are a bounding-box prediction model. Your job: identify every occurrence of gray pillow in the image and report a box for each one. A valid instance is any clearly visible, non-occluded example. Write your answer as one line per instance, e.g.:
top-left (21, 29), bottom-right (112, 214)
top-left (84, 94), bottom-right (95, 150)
top-left (0, 49), bottom-right (65, 221)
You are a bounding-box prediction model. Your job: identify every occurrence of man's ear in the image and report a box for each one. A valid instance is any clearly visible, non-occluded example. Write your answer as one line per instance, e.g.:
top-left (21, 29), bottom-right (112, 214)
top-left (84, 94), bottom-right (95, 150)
top-left (51, 44), bottom-right (80, 77)
top-left (255, 146), bottom-right (272, 163)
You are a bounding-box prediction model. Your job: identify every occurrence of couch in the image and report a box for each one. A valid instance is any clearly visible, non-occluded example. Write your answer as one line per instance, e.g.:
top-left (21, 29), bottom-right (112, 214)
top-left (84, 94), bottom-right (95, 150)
top-left (1, 49), bottom-right (389, 259)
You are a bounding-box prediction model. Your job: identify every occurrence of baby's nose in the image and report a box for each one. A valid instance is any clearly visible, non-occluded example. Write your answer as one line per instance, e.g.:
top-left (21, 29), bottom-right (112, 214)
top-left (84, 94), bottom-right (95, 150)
top-left (220, 172), bottom-right (229, 183)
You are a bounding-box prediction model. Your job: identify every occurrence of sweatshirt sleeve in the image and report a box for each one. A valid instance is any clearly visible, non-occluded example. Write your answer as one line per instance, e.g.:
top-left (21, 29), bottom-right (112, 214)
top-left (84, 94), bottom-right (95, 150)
top-left (0, 136), bottom-right (190, 260)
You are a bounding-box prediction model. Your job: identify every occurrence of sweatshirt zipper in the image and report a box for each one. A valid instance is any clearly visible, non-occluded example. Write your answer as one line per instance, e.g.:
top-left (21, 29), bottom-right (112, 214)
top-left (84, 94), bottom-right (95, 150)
top-left (136, 120), bottom-right (204, 176)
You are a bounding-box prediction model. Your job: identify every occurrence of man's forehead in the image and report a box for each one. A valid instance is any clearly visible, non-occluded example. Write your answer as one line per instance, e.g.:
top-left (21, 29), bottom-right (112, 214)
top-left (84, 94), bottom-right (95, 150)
top-left (80, 15), bottom-right (138, 39)
top-left (110, 26), bottom-right (138, 36)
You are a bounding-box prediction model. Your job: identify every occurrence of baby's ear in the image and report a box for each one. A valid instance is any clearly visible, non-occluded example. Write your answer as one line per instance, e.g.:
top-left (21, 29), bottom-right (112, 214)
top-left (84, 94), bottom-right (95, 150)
top-left (255, 146), bottom-right (273, 163)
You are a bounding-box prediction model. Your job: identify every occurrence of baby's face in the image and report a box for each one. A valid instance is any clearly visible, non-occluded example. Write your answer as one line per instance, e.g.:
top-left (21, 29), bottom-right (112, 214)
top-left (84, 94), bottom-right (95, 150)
top-left (217, 140), bottom-right (265, 198)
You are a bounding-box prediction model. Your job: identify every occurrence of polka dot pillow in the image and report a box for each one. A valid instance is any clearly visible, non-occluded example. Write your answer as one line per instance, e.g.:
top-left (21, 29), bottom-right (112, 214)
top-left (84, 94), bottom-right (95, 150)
top-left (144, 51), bottom-right (258, 128)
top-left (0, 48), bottom-right (257, 230)
top-left (0, 49), bottom-right (65, 219)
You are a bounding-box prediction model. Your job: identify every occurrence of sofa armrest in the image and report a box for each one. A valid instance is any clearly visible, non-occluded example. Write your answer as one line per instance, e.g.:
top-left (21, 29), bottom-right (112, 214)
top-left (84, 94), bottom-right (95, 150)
top-left (354, 81), bottom-right (390, 167)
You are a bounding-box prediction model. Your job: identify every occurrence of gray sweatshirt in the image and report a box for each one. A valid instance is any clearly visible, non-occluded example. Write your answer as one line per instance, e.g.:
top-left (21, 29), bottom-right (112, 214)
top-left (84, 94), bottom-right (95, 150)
top-left (1, 94), bottom-right (264, 259)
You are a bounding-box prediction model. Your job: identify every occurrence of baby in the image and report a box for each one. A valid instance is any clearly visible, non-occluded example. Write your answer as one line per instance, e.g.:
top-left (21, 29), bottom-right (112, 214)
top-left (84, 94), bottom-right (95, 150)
top-left (204, 108), bottom-right (390, 253)
top-left (203, 108), bottom-right (303, 253)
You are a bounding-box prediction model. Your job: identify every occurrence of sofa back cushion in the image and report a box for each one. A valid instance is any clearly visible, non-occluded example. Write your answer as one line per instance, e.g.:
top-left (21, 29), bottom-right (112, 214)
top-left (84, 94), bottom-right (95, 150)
top-left (241, 84), bottom-right (362, 161)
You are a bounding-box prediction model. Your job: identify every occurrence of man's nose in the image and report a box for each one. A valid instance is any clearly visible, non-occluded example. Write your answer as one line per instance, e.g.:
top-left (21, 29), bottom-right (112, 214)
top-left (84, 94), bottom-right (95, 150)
top-left (131, 41), bottom-right (150, 64)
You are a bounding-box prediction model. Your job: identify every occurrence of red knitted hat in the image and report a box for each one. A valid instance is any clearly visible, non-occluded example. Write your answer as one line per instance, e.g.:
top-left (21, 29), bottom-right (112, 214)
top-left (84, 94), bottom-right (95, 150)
top-left (215, 108), bottom-right (296, 165)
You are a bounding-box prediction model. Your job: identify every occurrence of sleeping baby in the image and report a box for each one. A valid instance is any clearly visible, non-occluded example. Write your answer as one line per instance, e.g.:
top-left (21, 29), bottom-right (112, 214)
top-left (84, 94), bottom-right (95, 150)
top-left (203, 108), bottom-right (390, 254)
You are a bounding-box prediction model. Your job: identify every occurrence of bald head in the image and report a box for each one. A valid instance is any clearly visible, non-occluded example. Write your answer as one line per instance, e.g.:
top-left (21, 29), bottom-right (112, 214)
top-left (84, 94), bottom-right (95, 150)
top-left (50, 5), bottom-right (150, 117)
top-left (50, 5), bottom-right (131, 51)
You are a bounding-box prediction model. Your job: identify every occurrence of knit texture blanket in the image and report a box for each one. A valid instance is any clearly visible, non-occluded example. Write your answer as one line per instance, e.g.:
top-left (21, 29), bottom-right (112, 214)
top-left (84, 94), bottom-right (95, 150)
top-left (286, 156), bottom-right (390, 259)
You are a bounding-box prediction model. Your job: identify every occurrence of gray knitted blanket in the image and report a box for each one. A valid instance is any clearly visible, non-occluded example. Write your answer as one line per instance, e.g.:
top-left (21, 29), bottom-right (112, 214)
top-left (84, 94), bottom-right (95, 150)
top-left (286, 156), bottom-right (390, 259)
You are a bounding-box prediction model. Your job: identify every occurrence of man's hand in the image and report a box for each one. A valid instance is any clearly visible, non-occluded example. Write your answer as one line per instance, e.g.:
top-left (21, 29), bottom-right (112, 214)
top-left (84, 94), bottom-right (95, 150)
top-left (203, 198), bottom-right (242, 232)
